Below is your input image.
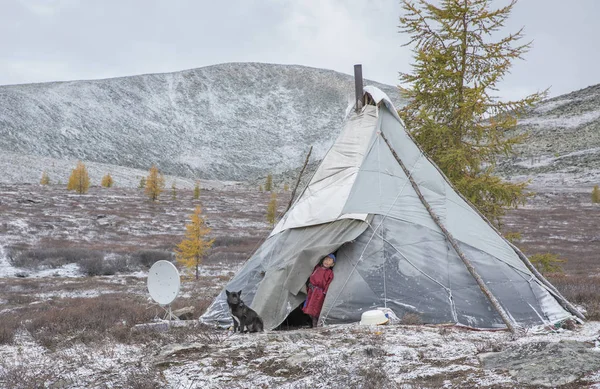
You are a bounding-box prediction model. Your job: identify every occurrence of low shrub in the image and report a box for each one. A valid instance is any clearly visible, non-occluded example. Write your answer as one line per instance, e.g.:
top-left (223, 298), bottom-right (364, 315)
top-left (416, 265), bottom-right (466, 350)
top-left (0, 363), bottom-right (62, 389)
top-left (548, 274), bottom-right (600, 320)
top-left (124, 369), bottom-right (163, 389)
top-left (19, 294), bottom-right (155, 349)
top-left (78, 255), bottom-right (129, 276)
top-left (529, 252), bottom-right (566, 274)
top-left (0, 315), bottom-right (20, 345)
top-left (10, 248), bottom-right (103, 269)
top-left (211, 236), bottom-right (248, 248)
top-left (130, 250), bottom-right (174, 269)
top-left (400, 313), bottom-right (422, 325)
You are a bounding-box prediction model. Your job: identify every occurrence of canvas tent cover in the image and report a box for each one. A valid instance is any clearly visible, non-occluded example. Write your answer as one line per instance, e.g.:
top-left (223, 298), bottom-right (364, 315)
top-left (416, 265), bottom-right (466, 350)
top-left (201, 86), bottom-right (573, 331)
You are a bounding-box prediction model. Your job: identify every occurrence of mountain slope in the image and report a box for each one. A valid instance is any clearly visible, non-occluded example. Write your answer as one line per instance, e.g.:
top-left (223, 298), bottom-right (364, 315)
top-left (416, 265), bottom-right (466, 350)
top-left (497, 84), bottom-right (600, 187)
top-left (0, 63), bottom-right (404, 181)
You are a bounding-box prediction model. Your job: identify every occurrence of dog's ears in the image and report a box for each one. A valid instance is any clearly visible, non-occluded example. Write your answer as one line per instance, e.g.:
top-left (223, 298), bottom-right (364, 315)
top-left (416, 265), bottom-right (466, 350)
top-left (225, 290), bottom-right (230, 296)
top-left (237, 290), bottom-right (242, 296)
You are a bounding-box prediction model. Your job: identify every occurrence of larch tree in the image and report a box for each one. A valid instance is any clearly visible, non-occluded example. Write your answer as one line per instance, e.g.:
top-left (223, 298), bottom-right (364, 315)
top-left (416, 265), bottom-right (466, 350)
top-left (101, 173), bottom-right (113, 188)
top-left (138, 177), bottom-right (146, 189)
top-left (592, 185), bottom-right (600, 204)
top-left (398, 0), bottom-right (544, 227)
top-left (67, 161), bottom-right (90, 194)
top-left (265, 174), bottom-right (273, 192)
top-left (144, 165), bottom-right (165, 201)
top-left (40, 170), bottom-right (50, 185)
top-left (193, 181), bottom-right (201, 199)
top-left (266, 192), bottom-right (277, 226)
top-left (171, 182), bottom-right (177, 200)
top-left (175, 206), bottom-right (214, 280)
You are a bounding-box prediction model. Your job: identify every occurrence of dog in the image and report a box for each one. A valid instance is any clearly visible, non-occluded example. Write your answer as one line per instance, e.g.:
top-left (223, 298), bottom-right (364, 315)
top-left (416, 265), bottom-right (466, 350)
top-left (225, 290), bottom-right (264, 333)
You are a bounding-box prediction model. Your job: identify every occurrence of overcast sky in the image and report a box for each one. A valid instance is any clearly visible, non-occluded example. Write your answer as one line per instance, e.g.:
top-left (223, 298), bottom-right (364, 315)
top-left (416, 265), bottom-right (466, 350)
top-left (2, 0), bottom-right (599, 100)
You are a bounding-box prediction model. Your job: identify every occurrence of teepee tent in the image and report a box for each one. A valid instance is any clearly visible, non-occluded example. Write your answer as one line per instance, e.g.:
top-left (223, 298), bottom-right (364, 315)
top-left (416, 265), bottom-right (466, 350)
top-left (201, 85), bottom-right (581, 332)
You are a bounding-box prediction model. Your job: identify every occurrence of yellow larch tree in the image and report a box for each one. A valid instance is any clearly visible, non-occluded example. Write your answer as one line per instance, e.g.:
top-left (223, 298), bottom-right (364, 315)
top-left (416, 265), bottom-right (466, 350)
top-left (144, 165), bottom-right (165, 201)
top-left (101, 173), bottom-right (113, 188)
top-left (193, 181), bottom-right (201, 200)
top-left (266, 192), bottom-right (277, 226)
top-left (265, 174), bottom-right (273, 192)
top-left (67, 161), bottom-right (90, 194)
top-left (175, 206), bottom-right (214, 280)
top-left (40, 170), bottom-right (50, 185)
top-left (592, 185), bottom-right (600, 204)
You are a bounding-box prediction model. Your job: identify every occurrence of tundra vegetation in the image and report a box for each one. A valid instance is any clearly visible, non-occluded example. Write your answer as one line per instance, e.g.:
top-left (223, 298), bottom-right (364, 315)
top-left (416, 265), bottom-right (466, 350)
top-left (194, 180), bottom-right (201, 199)
top-left (66, 161), bottom-right (90, 194)
top-left (144, 164), bottom-right (165, 202)
top-left (101, 173), bottom-right (113, 188)
top-left (266, 191), bottom-right (277, 226)
top-left (39, 170), bottom-right (50, 185)
top-left (175, 206), bottom-right (214, 280)
top-left (592, 185), bottom-right (600, 203)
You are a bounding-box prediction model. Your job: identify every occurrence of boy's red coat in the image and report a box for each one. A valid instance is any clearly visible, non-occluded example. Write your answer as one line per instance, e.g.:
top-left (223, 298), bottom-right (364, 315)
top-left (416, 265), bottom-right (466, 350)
top-left (302, 265), bottom-right (334, 317)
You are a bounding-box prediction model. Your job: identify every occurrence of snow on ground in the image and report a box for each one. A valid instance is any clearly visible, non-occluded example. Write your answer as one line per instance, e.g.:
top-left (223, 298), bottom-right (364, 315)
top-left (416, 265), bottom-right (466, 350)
top-left (508, 171), bottom-right (600, 192)
top-left (519, 109), bottom-right (600, 129)
top-left (513, 147), bottom-right (600, 169)
top-left (0, 151), bottom-right (244, 190)
top-left (1, 255), bottom-right (599, 388)
top-left (2, 316), bottom-right (600, 388)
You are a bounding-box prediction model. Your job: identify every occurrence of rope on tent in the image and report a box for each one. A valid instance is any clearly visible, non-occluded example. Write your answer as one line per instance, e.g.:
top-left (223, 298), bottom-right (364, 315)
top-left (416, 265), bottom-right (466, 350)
top-left (379, 131), bottom-right (519, 334)
top-left (528, 303), bottom-right (559, 333)
top-left (321, 141), bottom-right (425, 323)
top-left (509, 242), bottom-right (585, 322)
top-left (365, 221), bottom-right (459, 323)
top-left (392, 120), bottom-right (584, 323)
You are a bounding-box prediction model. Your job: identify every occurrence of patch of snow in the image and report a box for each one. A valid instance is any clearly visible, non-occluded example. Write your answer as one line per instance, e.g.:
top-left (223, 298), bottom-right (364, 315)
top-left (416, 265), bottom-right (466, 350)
top-left (514, 147), bottom-right (600, 169)
top-left (532, 98), bottom-right (574, 114)
top-left (519, 110), bottom-right (600, 129)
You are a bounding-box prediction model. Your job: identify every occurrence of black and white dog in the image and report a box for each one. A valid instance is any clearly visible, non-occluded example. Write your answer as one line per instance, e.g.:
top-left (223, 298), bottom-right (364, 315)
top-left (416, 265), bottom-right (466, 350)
top-left (225, 290), bottom-right (264, 333)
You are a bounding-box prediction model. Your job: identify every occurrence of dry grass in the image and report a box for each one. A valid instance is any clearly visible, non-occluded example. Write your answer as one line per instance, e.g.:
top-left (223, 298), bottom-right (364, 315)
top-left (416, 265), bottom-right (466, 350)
top-left (129, 249), bottom-right (175, 268)
top-left (547, 274), bottom-right (600, 320)
top-left (0, 364), bottom-right (63, 389)
top-left (0, 294), bottom-right (155, 349)
top-left (8, 247), bottom-right (103, 269)
top-left (401, 313), bottom-right (423, 325)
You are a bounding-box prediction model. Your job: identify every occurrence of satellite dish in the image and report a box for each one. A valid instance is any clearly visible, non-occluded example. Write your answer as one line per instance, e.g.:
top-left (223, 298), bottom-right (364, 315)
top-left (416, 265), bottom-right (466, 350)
top-left (147, 260), bottom-right (180, 306)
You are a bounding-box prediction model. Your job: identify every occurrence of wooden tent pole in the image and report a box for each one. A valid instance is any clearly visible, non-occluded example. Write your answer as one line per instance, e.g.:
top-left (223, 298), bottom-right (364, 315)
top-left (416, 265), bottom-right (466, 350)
top-left (285, 146), bottom-right (313, 214)
top-left (380, 131), bottom-right (518, 333)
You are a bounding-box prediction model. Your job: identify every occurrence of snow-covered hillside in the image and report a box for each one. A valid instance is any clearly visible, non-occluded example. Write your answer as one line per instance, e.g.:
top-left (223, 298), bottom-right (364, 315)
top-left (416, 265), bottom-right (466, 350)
top-left (0, 63), bottom-right (404, 182)
top-left (497, 84), bottom-right (600, 186)
top-left (2, 62), bottom-right (600, 186)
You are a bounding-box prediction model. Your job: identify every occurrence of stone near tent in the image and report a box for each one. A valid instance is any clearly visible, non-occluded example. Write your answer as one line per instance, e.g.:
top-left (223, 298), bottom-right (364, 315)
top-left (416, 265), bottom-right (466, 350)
top-left (172, 306), bottom-right (195, 320)
top-left (154, 343), bottom-right (210, 367)
top-left (200, 86), bottom-right (580, 332)
top-left (132, 322), bottom-right (170, 333)
top-left (479, 340), bottom-right (600, 387)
